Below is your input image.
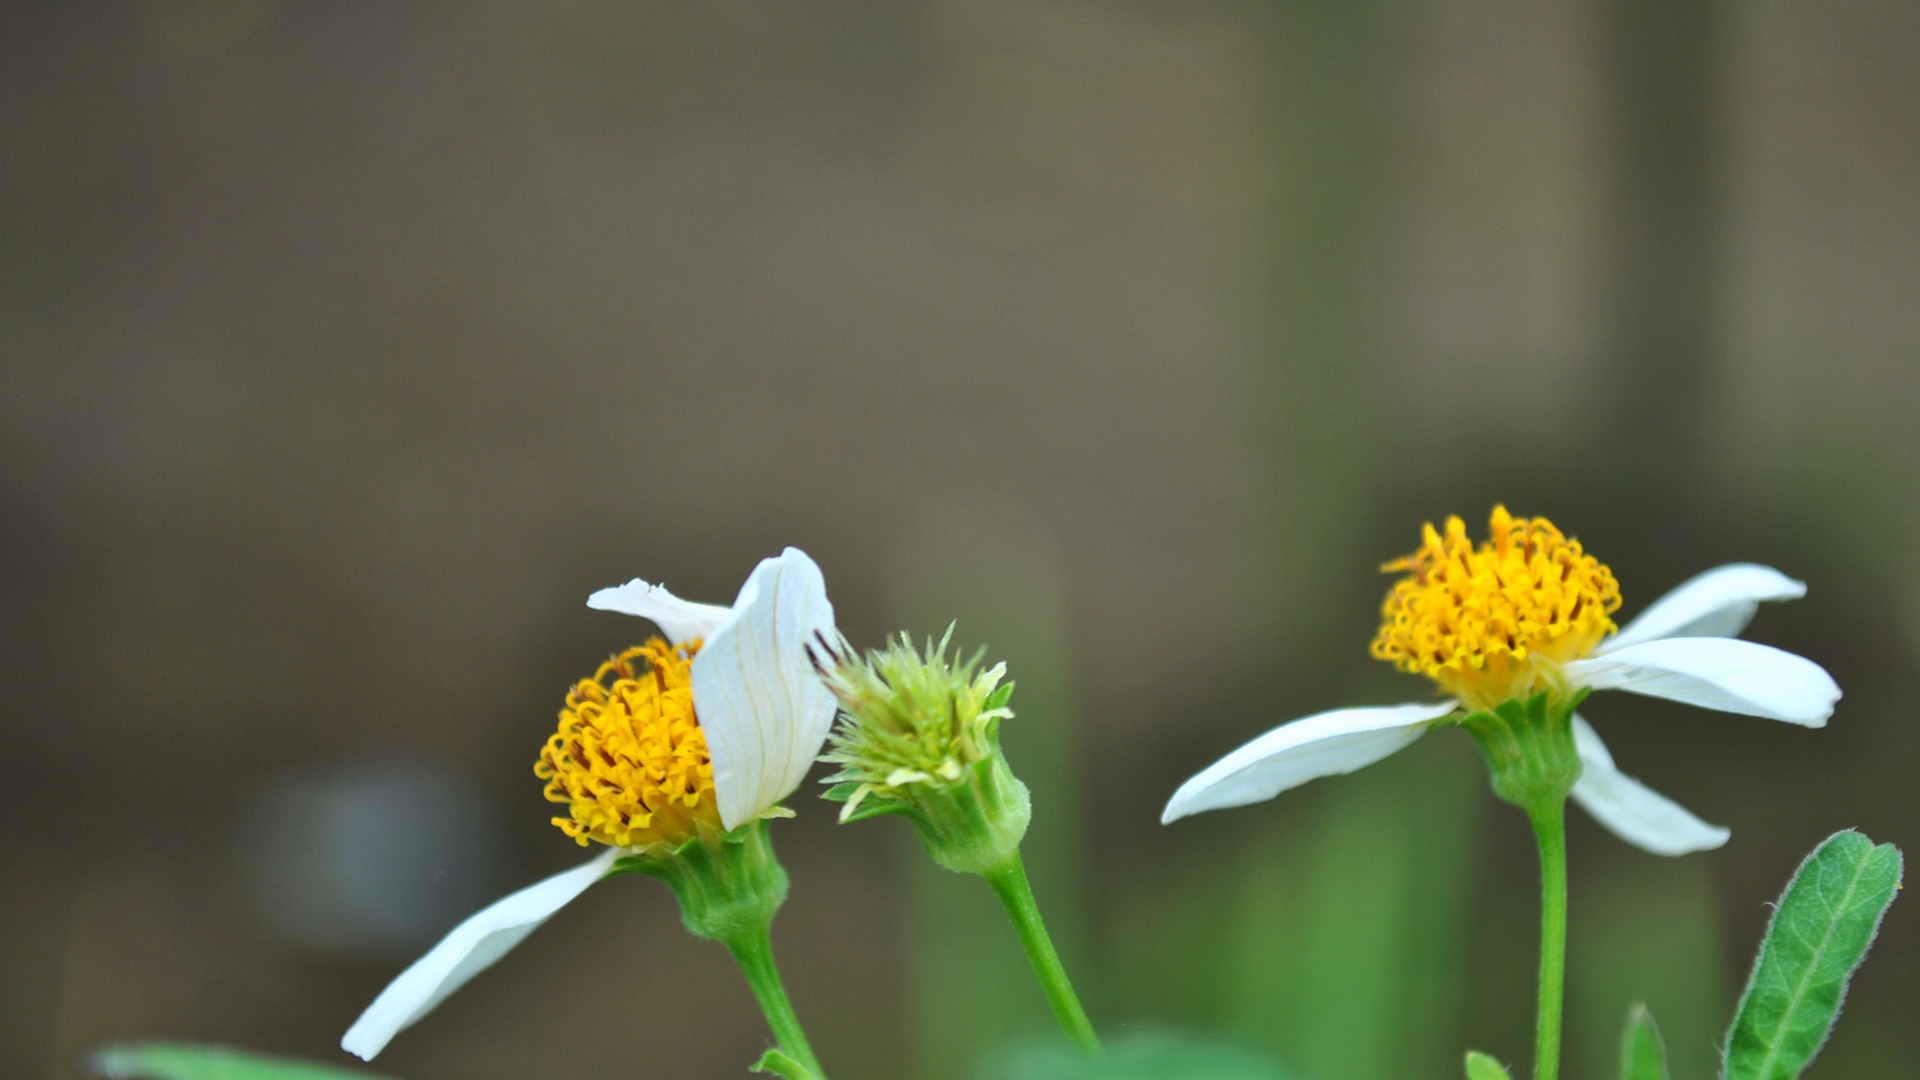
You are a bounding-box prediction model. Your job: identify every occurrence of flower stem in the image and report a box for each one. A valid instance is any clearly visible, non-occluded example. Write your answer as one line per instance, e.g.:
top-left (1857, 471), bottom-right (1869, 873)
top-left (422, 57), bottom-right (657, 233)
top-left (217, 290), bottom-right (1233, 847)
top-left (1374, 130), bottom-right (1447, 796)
top-left (725, 926), bottom-right (829, 1080)
top-left (982, 852), bottom-right (1101, 1055)
top-left (1526, 798), bottom-right (1569, 1080)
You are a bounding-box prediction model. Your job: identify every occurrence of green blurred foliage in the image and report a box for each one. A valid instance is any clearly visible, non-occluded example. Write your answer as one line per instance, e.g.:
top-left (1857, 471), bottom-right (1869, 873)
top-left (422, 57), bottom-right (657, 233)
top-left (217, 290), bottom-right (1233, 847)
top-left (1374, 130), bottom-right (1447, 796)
top-left (983, 1033), bottom-right (1296, 1080)
top-left (90, 1044), bottom-right (396, 1080)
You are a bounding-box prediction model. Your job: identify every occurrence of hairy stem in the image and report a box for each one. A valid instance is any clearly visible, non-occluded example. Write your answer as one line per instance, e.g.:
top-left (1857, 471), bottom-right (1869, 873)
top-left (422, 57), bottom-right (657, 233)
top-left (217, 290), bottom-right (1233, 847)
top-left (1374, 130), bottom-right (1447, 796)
top-left (1527, 799), bottom-right (1569, 1080)
top-left (982, 852), bottom-right (1101, 1055)
top-left (726, 926), bottom-right (828, 1079)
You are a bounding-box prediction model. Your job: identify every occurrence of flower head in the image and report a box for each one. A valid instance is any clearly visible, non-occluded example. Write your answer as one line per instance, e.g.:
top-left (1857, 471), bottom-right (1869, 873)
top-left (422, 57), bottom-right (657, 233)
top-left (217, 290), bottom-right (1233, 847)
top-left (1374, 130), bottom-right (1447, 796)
top-left (343, 548), bottom-right (835, 1061)
top-left (536, 638), bottom-right (719, 849)
top-left (813, 626), bottom-right (1014, 820)
top-left (1371, 506), bottom-right (1621, 709)
top-left (588, 547), bottom-right (838, 831)
top-left (812, 628), bottom-right (1031, 875)
top-left (1163, 509), bottom-right (1840, 857)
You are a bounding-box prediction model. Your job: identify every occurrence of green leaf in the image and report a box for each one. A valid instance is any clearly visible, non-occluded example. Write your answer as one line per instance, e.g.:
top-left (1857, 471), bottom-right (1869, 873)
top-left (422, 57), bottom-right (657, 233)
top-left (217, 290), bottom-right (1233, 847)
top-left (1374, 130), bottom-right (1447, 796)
top-left (1619, 1003), bottom-right (1669, 1080)
top-left (750, 1048), bottom-right (819, 1080)
top-left (984, 1032), bottom-right (1296, 1080)
top-left (1463, 1050), bottom-right (1514, 1080)
top-left (1724, 829), bottom-right (1904, 1080)
top-left (820, 782), bottom-right (861, 803)
top-left (89, 1043), bottom-right (398, 1080)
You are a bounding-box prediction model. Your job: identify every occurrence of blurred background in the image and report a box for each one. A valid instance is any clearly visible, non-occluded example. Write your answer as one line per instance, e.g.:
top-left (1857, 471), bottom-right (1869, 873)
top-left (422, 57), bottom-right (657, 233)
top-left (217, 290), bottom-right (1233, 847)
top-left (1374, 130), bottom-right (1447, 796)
top-left (3, 2), bottom-right (1915, 1078)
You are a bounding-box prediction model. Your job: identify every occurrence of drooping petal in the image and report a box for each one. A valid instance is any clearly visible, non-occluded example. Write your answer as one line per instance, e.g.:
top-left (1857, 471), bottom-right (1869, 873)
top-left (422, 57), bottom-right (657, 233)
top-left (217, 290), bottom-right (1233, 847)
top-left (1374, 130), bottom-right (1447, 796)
top-left (1597, 563), bottom-right (1806, 655)
top-left (1161, 700), bottom-right (1459, 824)
top-left (1569, 715), bottom-right (1729, 856)
top-left (585, 578), bottom-right (735, 645)
top-left (341, 848), bottom-right (618, 1060)
top-left (1563, 637), bottom-right (1838, 727)
top-left (692, 548), bottom-right (838, 830)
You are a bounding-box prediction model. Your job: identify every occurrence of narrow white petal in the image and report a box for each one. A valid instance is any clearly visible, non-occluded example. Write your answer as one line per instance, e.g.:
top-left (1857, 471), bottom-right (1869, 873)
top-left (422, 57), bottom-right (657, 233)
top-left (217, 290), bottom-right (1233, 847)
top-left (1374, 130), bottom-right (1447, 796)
top-left (1564, 637), bottom-right (1838, 727)
top-left (692, 548), bottom-right (838, 830)
top-left (1160, 700), bottom-right (1458, 824)
top-left (340, 848), bottom-right (618, 1060)
top-left (1569, 715), bottom-right (1729, 856)
top-left (1597, 563), bottom-right (1807, 654)
top-left (585, 579), bottom-right (734, 645)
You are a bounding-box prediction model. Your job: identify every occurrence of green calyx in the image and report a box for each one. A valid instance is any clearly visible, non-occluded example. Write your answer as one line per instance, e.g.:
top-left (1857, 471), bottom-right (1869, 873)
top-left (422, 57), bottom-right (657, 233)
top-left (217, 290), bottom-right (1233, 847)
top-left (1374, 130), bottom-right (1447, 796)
top-left (856, 750), bottom-right (1033, 875)
top-left (813, 627), bottom-right (1033, 874)
top-left (1458, 688), bottom-right (1587, 815)
top-left (612, 819), bottom-right (790, 944)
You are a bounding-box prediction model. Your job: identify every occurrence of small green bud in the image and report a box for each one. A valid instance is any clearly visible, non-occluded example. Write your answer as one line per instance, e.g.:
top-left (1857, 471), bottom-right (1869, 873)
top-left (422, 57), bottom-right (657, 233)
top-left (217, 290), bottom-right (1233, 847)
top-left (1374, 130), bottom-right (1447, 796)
top-left (810, 627), bottom-right (1032, 875)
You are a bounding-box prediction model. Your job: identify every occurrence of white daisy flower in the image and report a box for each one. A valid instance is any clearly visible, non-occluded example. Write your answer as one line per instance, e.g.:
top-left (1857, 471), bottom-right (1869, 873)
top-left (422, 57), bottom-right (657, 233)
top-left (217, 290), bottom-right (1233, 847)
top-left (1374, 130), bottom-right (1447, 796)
top-left (1162, 509), bottom-right (1837, 856)
top-left (342, 548), bottom-right (835, 1060)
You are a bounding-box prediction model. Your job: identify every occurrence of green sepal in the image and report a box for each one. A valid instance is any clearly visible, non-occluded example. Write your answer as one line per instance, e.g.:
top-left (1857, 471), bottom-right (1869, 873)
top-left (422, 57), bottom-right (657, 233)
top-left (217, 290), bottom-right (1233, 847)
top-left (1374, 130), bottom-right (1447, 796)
top-left (1462, 1050), bottom-right (1514, 1080)
top-left (819, 781), bottom-right (912, 823)
top-left (88, 1043), bottom-right (397, 1080)
top-left (749, 1048), bottom-right (819, 1080)
top-left (893, 750), bottom-right (1032, 875)
top-left (984, 680), bottom-right (1015, 713)
top-left (1723, 829), bottom-right (1903, 1080)
top-left (1458, 688), bottom-right (1587, 814)
top-left (610, 820), bottom-right (791, 943)
top-left (839, 795), bottom-right (910, 824)
top-left (1619, 1003), bottom-right (1669, 1080)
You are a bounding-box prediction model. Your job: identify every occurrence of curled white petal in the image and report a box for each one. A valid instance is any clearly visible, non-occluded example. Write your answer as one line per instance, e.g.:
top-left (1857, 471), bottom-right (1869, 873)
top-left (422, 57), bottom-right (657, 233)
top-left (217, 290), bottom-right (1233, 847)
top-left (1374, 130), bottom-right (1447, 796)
top-left (692, 548), bottom-right (838, 830)
top-left (585, 579), bottom-right (734, 645)
top-left (1161, 700), bottom-right (1458, 824)
top-left (341, 848), bottom-right (618, 1060)
top-left (1564, 637), bottom-right (1838, 727)
top-left (1569, 715), bottom-right (1729, 856)
top-left (1597, 563), bottom-right (1807, 655)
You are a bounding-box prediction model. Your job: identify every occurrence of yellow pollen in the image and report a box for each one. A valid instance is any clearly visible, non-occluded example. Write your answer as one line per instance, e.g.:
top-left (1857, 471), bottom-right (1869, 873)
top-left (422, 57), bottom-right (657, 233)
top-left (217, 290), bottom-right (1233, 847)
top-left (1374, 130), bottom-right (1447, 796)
top-left (534, 637), bottom-right (719, 849)
top-left (1369, 505), bottom-right (1622, 710)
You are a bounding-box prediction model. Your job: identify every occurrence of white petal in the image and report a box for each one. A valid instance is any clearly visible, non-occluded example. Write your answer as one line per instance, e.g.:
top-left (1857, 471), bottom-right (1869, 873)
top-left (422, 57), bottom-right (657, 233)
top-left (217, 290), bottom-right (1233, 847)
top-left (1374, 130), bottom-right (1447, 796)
top-left (1569, 715), bottom-right (1729, 856)
top-left (1160, 700), bottom-right (1458, 824)
top-left (692, 548), bottom-right (838, 830)
top-left (340, 848), bottom-right (618, 1060)
top-left (1564, 637), bottom-right (1838, 727)
top-left (585, 579), bottom-right (734, 645)
top-left (1597, 563), bottom-right (1807, 654)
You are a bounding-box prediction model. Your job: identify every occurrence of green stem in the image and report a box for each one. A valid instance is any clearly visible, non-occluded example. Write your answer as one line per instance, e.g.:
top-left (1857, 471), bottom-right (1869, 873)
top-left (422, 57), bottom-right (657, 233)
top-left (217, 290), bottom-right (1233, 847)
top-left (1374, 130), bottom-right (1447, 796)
top-left (982, 852), bottom-right (1101, 1055)
top-left (1526, 799), bottom-right (1569, 1080)
top-left (725, 926), bottom-right (829, 1080)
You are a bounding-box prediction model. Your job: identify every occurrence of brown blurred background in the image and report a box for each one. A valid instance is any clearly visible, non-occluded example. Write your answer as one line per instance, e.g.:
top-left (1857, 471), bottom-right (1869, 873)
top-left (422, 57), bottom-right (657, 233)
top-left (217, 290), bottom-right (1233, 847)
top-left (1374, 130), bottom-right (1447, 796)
top-left (2, 2), bottom-right (1915, 1078)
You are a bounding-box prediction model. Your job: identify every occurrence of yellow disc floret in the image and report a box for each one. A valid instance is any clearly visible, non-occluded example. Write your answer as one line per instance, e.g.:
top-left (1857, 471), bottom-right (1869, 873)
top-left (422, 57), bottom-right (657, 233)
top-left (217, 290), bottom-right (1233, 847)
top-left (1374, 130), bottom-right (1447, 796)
top-left (535, 638), bottom-right (720, 849)
top-left (1370, 506), bottom-right (1622, 710)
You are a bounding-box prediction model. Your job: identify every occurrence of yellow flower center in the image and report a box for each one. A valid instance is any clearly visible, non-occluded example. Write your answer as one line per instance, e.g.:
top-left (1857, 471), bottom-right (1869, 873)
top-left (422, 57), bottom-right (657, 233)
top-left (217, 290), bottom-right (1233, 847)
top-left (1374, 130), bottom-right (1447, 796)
top-left (1369, 505), bottom-right (1622, 710)
top-left (535, 638), bottom-right (720, 849)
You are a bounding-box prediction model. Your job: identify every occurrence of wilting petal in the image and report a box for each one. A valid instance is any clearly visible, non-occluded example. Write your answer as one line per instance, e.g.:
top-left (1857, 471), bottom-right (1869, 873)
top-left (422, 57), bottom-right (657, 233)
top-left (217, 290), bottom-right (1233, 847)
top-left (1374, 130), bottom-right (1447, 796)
top-left (585, 578), bottom-right (735, 645)
top-left (341, 848), bottom-right (619, 1060)
top-left (1597, 563), bottom-right (1806, 655)
top-left (693, 548), bottom-right (838, 830)
top-left (1569, 715), bottom-right (1729, 856)
top-left (1564, 637), bottom-right (1838, 727)
top-left (1161, 700), bottom-right (1459, 824)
